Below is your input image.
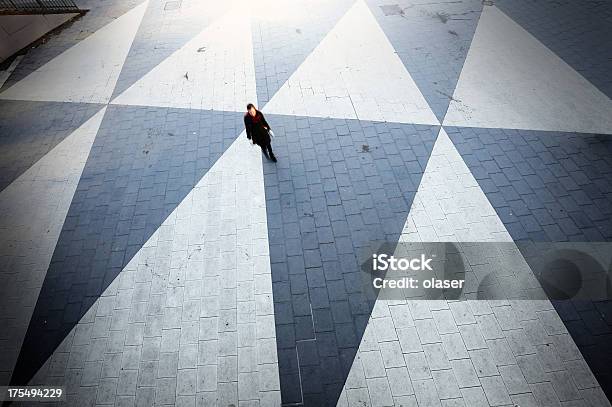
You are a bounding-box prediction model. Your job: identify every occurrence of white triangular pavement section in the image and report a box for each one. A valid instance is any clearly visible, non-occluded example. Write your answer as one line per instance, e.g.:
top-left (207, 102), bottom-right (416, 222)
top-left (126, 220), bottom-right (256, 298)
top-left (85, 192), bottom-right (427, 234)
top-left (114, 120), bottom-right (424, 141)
top-left (111, 6), bottom-right (257, 111)
top-left (400, 128), bottom-right (511, 243)
top-left (0, 2), bottom-right (148, 104)
top-left (26, 134), bottom-right (281, 406)
top-left (444, 6), bottom-right (612, 135)
top-left (337, 128), bottom-right (603, 407)
top-left (0, 106), bottom-right (107, 385)
top-left (264, 0), bottom-right (438, 125)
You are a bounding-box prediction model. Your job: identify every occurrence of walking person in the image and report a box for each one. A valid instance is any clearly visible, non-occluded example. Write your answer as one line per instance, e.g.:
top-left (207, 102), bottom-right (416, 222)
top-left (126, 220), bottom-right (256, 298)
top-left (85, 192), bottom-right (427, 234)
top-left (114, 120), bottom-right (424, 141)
top-left (244, 103), bottom-right (276, 162)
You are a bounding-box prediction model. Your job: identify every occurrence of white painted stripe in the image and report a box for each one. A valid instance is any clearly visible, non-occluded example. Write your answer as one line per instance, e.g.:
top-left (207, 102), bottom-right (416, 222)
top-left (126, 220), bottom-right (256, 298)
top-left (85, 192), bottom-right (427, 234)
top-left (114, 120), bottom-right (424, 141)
top-left (0, 2), bottom-right (148, 104)
top-left (111, 5), bottom-right (257, 112)
top-left (0, 106), bottom-right (107, 385)
top-left (444, 6), bottom-right (612, 135)
top-left (264, 0), bottom-right (439, 125)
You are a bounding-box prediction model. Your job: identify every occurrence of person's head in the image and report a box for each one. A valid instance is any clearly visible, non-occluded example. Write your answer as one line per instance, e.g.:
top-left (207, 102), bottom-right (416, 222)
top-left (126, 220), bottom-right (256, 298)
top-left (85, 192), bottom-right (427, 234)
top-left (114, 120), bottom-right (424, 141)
top-left (247, 103), bottom-right (257, 116)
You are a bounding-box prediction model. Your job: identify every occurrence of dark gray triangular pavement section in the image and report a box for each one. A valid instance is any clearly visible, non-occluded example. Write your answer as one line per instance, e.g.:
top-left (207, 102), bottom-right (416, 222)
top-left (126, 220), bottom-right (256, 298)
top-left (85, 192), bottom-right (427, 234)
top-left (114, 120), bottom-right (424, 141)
top-left (496, 0), bottom-right (612, 100)
top-left (252, 0), bottom-right (356, 108)
top-left (364, 0), bottom-right (483, 122)
top-left (11, 105), bottom-right (245, 387)
top-left (0, 0), bottom-right (143, 93)
top-left (445, 126), bottom-right (612, 242)
top-left (446, 125), bottom-right (612, 399)
top-left (262, 113), bottom-right (439, 406)
top-left (111, 1), bottom-right (235, 99)
top-left (0, 100), bottom-right (104, 193)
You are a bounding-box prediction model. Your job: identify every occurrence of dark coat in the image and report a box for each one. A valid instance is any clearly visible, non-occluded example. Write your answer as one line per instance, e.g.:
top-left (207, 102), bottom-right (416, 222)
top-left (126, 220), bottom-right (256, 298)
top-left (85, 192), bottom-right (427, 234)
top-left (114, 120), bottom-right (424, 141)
top-left (244, 110), bottom-right (271, 146)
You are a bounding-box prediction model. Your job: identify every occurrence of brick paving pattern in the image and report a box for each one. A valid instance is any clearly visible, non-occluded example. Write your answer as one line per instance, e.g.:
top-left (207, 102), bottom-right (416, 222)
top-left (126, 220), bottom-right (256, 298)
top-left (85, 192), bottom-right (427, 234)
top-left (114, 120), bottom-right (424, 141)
top-left (0, 0), bottom-right (610, 406)
top-left (13, 106), bottom-right (243, 385)
top-left (263, 114), bottom-right (437, 405)
top-left (0, 100), bottom-right (102, 192)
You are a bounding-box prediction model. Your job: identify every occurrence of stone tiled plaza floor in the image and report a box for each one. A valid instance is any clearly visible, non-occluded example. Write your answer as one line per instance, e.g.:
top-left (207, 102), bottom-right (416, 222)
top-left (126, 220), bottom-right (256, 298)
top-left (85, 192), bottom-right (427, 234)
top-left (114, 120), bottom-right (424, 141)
top-left (0, 0), bottom-right (612, 406)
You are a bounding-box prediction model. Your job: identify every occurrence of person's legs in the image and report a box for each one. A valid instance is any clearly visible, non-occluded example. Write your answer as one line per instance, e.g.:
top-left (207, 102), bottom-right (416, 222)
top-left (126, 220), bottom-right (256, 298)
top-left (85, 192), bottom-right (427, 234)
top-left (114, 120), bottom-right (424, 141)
top-left (266, 143), bottom-right (276, 162)
top-left (260, 144), bottom-right (269, 158)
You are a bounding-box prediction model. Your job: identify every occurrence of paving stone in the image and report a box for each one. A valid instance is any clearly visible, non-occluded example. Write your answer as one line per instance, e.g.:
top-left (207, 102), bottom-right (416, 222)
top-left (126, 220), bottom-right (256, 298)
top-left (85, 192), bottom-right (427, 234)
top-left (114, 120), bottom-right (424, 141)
top-left (386, 366), bottom-right (414, 397)
top-left (379, 341), bottom-right (405, 369)
top-left (499, 364), bottom-right (530, 395)
top-left (360, 351), bottom-right (386, 379)
top-left (397, 327), bottom-right (423, 354)
top-left (404, 352), bottom-right (432, 381)
top-left (238, 371), bottom-right (258, 401)
top-left (536, 343), bottom-right (564, 373)
top-left (491, 305), bottom-right (522, 331)
top-left (366, 376), bottom-right (394, 407)
top-left (476, 314), bottom-right (504, 341)
top-left (423, 343), bottom-right (452, 371)
top-left (372, 317), bottom-right (399, 343)
top-left (549, 370), bottom-right (581, 402)
top-left (504, 329), bottom-right (536, 357)
top-left (486, 339), bottom-right (516, 366)
top-left (81, 361), bottom-right (102, 387)
top-left (117, 369), bottom-right (138, 395)
top-left (389, 304), bottom-right (415, 329)
top-left (432, 369), bottom-right (461, 399)
top-left (460, 386), bottom-right (489, 407)
top-left (346, 387), bottom-right (371, 406)
top-left (432, 310), bottom-right (459, 335)
top-left (158, 352), bottom-right (179, 378)
top-left (480, 375), bottom-right (512, 406)
top-left (413, 378), bottom-right (442, 407)
top-left (258, 363), bottom-right (280, 392)
top-left (449, 302), bottom-right (477, 326)
top-left (415, 319), bottom-right (443, 345)
top-left (137, 360), bottom-right (157, 387)
top-left (96, 377), bottom-right (118, 404)
top-left (469, 348), bottom-right (499, 378)
top-left (441, 333), bottom-right (469, 360)
top-left (451, 359), bottom-right (480, 389)
top-left (458, 324), bottom-right (487, 351)
top-left (531, 382), bottom-right (562, 407)
top-left (218, 355), bottom-right (238, 383)
top-left (94, 350), bottom-right (114, 376)
top-left (516, 354), bottom-right (548, 384)
top-left (197, 365), bottom-right (217, 393)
